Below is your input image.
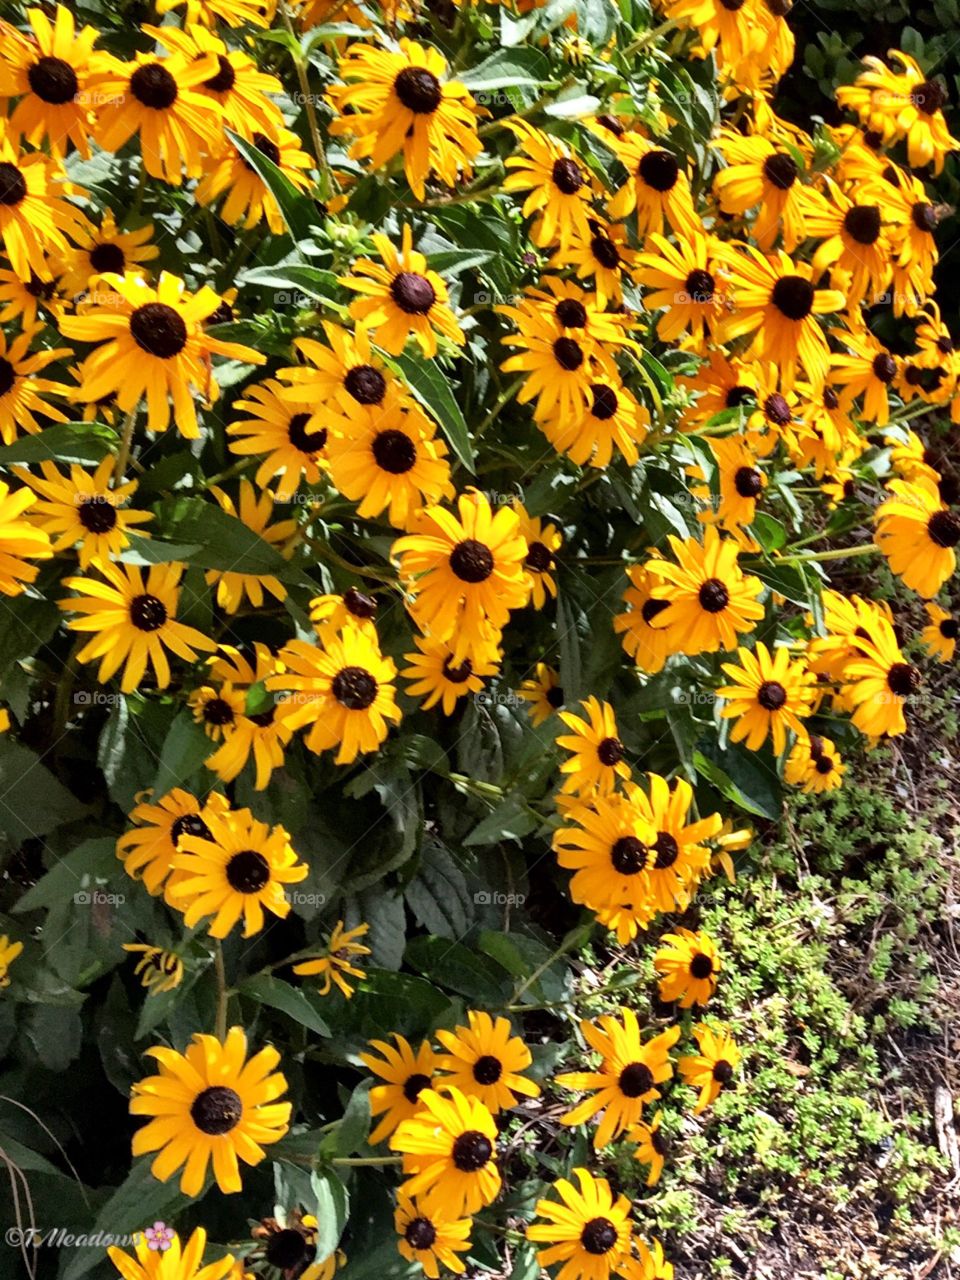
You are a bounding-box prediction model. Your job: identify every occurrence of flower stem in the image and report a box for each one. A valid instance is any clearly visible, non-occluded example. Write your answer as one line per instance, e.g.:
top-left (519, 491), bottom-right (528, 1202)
top-left (213, 941), bottom-right (228, 1041)
top-left (113, 403), bottom-right (138, 485)
top-left (773, 543), bottom-right (879, 566)
top-left (279, 0), bottom-right (335, 194)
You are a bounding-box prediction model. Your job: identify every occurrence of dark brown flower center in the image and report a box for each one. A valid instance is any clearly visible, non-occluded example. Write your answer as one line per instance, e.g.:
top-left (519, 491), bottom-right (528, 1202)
top-left (442, 656), bottom-right (473, 683)
top-left (690, 952), bottom-right (714, 979)
top-left (265, 1230), bottom-right (308, 1270)
top-left (129, 62), bottom-right (178, 110)
top-left (843, 204), bottom-right (882, 245)
top-left (204, 54), bottom-right (236, 94)
top-left (345, 586), bottom-right (378, 619)
top-left (451, 1130), bottom-right (493, 1171)
top-left (331, 666), bottom-right (378, 709)
top-left (372, 428), bottom-right (417, 474)
top-left (27, 55), bottom-right (79, 104)
top-left (719, 0), bottom-right (746, 9)
top-left (684, 268), bottom-right (715, 304)
top-left (247, 131), bottom-right (281, 167)
top-left (89, 242), bottom-right (126, 275)
top-left (555, 298), bottom-right (587, 328)
top-left (638, 149), bottom-right (679, 192)
top-left (526, 540), bottom-right (553, 573)
top-left (0, 163), bottom-right (26, 207)
top-left (597, 737), bottom-right (625, 766)
top-left (472, 1054), bottom-right (502, 1085)
top-left (928, 509), bottom-right (960, 548)
top-left (712, 1059), bottom-right (734, 1083)
top-left (403, 1072), bottom-right (431, 1102)
top-left (129, 593), bottom-right (167, 631)
top-left (171, 812), bottom-right (212, 847)
top-left (591, 235), bottom-right (620, 268)
top-left (814, 755), bottom-right (835, 774)
top-left (76, 496), bottom-right (117, 534)
top-left (872, 353), bottom-right (897, 383)
top-left (762, 152), bottom-right (798, 190)
top-left (553, 336), bottom-right (584, 371)
top-left (886, 662), bottom-right (920, 698)
top-left (771, 275), bottom-right (814, 321)
top-left (650, 831), bottom-right (679, 869)
top-left (288, 412), bottom-right (327, 454)
top-left (734, 466), bottom-right (763, 498)
top-left (129, 302), bottom-right (188, 358)
top-left (698, 578), bottom-right (730, 613)
top-left (938, 335), bottom-right (955, 355)
top-left (546, 684), bottom-right (565, 708)
top-left (911, 80), bottom-right (946, 115)
top-left (580, 1218), bottom-right (619, 1255)
top-left (618, 1061), bottom-right (654, 1098)
top-left (764, 392), bottom-right (792, 426)
top-left (823, 387), bottom-right (839, 410)
top-left (757, 680), bottom-right (787, 710)
top-left (405, 1217), bottom-right (437, 1250)
top-left (394, 67), bottom-right (442, 114)
top-left (390, 271), bottom-right (435, 315)
top-left (642, 597), bottom-right (669, 625)
top-left (590, 384), bottom-right (618, 420)
top-left (912, 202), bottom-right (939, 233)
top-left (344, 364), bottom-right (386, 405)
top-left (225, 849), bottom-right (271, 893)
top-left (551, 157), bottom-right (584, 195)
top-left (190, 1085), bottom-right (243, 1135)
top-left (450, 538), bottom-right (494, 583)
top-left (610, 835), bottom-right (645, 875)
top-left (202, 696), bottom-right (235, 726)
top-left (940, 618), bottom-right (959, 639)
top-left (807, 733), bottom-right (825, 759)
top-left (726, 385), bottom-right (753, 408)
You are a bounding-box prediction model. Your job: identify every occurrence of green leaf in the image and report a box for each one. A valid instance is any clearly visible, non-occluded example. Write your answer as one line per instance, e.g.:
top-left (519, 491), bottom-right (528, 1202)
top-left (0, 422), bottom-right (116, 465)
top-left (241, 974), bottom-right (331, 1036)
top-left (0, 739), bottom-right (85, 845)
top-left (693, 745), bottom-right (782, 822)
top-left (320, 1079), bottom-right (371, 1157)
top-left (226, 128), bottom-right (317, 245)
top-left (464, 795), bottom-right (539, 846)
top-left (404, 936), bottom-right (512, 1002)
top-left (153, 495), bottom-right (288, 575)
top-left (309, 1167), bottom-right (350, 1261)
top-left (392, 353), bottom-right (475, 473)
top-left (426, 248), bottom-right (498, 275)
top-left (243, 263), bottom-right (341, 304)
top-left (405, 841), bottom-right (474, 937)
top-left (14, 838), bottom-right (116, 914)
top-left (461, 47), bottom-right (553, 90)
top-left (153, 710), bottom-right (214, 793)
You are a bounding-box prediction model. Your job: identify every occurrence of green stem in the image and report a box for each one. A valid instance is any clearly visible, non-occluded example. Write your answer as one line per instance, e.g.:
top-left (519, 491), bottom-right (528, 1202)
top-left (622, 18), bottom-right (678, 57)
top-left (474, 379), bottom-right (522, 441)
top-left (510, 922), bottom-right (591, 1006)
top-left (113, 403), bottom-right (138, 485)
top-left (214, 941), bottom-right (228, 1041)
top-left (772, 543), bottom-right (879, 566)
top-left (330, 1156), bottom-right (402, 1167)
top-left (279, 0), bottom-right (334, 194)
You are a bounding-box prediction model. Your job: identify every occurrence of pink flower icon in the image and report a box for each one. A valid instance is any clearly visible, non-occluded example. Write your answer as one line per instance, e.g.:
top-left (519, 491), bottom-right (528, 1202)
top-left (144, 1222), bottom-right (175, 1252)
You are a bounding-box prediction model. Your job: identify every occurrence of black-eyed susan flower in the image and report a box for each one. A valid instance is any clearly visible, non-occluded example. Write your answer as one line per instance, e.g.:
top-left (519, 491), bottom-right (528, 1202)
top-left (678, 1022), bottom-right (740, 1113)
top-left (0, 133), bottom-right (87, 283)
top-left (875, 474), bottom-right (959, 598)
top-left (205, 481), bottom-right (296, 614)
top-left (658, 0), bottom-right (768, 77)
top-left (553, 790), bottom-right (656, 920)
top-left (195, 643), bottom-right (294, 792)
top-left (0, 5), bottom-right (107, 159)
top-left (0, 480), bottom-right (52, 596)
top-left (837, 51), bottom-right (958, 174)
top-left (169, 806), bottom-right (307, 939)
top-left (643, 527), bottom-right (764, 656)
top-left (654, 928), bottom-right (719, 1008)
top-left (784, 732), bottom-right (846, 792)
top-left (923, 601), bottom-right (958, 661)
top-left (196, 126), bottom-right (314, 234)
top-left (608, 134), bottom-right (699, 239)
top-left (361, 1034), bottom-right (440, 1144)
top-left (504, 122), bottom-right (594, 250)
top-left (391, 1086), bottom-right (500, 1217)
top-left (526, 1168), bottom-right (632, 1280)
top-left (401, 634), bottom-right (498, 715)
top-left (718, 244), bottom-right (844, 389)
top-left (330, 40), bottom-right (481, 201)
top-left (805, 179), bottom-right (895, 308)
top-left (555, 218), bottom-right (636, 307)
top-left (13, 456), bottom-right (151, 567)
top-left (57, 210), bottom-right (157, 300)
top-left (270, 626), bottom-right (401, 763)
top-left (500, 309), bottom-right (603, 427)
top-left (677, 349), bottom-right (758, 432)
top-left (62, 271), bottom-right (264, 438)
top-left (519, 663), bottom-right (565, 725)
top-left (0, 935), bottom-right (23, 988)
top-left (294, 920), bottom-right (370, 999)
top-left (130, 1026), bottom-right (290, 1196)
top-left (843, 616), bottom-right (918, 739)
top-left (498, 278), bottom-right (637, 356)
top-left (557, 1009), bottom-right (680, 1147)
top-left (341, 227), bottom-right (464, 358)
top-left (614, 563), bottom-right (676, 674)
top-left (310, 588), bottom-right (380, 640)
top-left (395, 1193), bottom-right (472, 1278)
top-left (280, 324), bottom-right (398, 420)
top-left (633, 230), bottom-right (729, 350)
top-left (627, 1112), bottom-right (667, 1187)
top-left (544, 376), bottom-right (649, 469)
top-left (188, 681), bottom-right (246, 744)
top-left (0, 266), bottom-right (69, 330)
top-left (146, 22), bottom-right (284, 137)
top-left (89, 48), bottom-right (224, 185)
top-left (829, 327), bottom-right (901, 424)
top-left (107, 1227), bottom-right (238, 1280)
top-left (702, 434), bottom-right (767, 533)
top-left (628, 774), bottom-right (721, 914)
top-left (61, 560), bottom-right (215, 693)
top-left (717, 642), bottom-right (817, 754)
top-left (515, 507), bottom-right (561, 609)
top-left (122, 942), bottom-right (184, 995)
top-left (621, 1238), bottom-right (674, 1280)
top-left (326, 396), bottom-right (454, 529)
top-left (393, 490), bottom-right (528, 664)
top-left (713, 132), bottom-right (815, 253)
top-left (155, 0), bottom-right (271, 26)
top-left (556, 697), bottom-right (630, 797)
top-left (0, 324), bottom-right (71, 442)
top-left (117, 789), bottom-right (230, 899)
top-left (435, 1010), bottom-right (540, 1113)
top-left (228, 378), bottom-right (328, 501)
